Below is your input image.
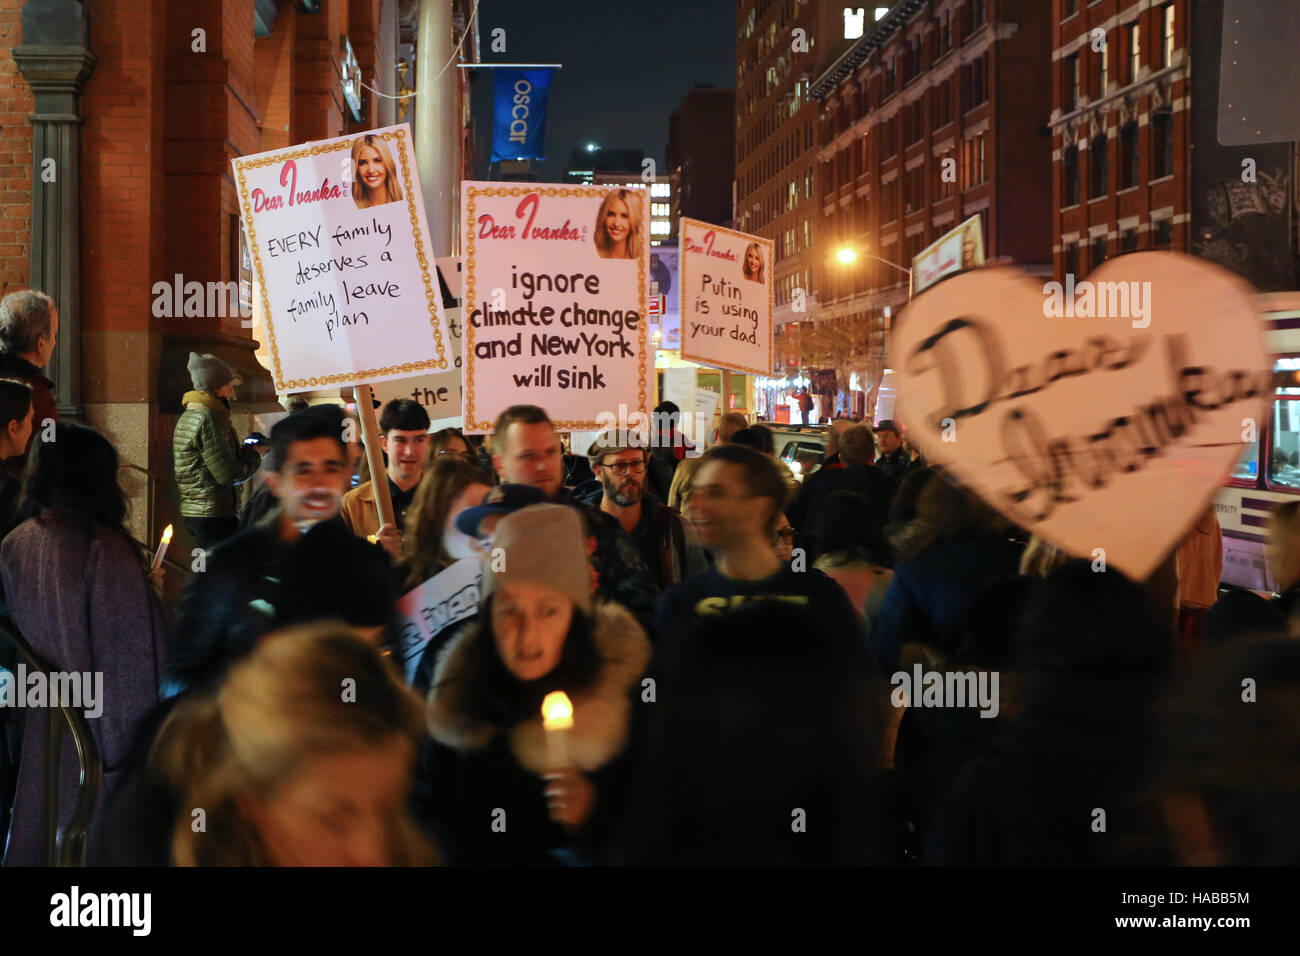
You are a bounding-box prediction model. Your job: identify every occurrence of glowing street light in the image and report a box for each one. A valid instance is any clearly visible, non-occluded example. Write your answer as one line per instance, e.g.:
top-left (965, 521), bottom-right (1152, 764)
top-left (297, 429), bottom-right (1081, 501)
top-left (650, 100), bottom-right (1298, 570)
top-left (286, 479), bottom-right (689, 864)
top-left (836, 247), bottom-right (857, 264)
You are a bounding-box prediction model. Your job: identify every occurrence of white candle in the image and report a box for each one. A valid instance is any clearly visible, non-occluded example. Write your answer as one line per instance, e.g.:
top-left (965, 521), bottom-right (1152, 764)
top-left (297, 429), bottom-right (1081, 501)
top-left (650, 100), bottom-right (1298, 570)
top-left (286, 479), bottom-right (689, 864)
top-left (542, 691), bottom-right (573, 770)
top-left (151, 524), bottom-right (174, 572)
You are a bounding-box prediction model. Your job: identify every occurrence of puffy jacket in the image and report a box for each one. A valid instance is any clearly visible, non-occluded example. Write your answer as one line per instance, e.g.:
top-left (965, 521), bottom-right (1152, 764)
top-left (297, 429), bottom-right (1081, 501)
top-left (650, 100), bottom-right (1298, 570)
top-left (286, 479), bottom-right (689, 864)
top-left (172, 390), bottom-right (260, 517)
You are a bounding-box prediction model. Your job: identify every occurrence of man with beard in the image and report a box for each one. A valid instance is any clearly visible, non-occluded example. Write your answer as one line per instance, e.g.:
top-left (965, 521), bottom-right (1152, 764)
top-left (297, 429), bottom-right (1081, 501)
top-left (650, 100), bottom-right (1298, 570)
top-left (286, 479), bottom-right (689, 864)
top-left (584, 438), bottom-right (705, 590)
top-left (169, 404), bottom-right (392, 693)
top-left (340, 398), bottom-right (429, 559)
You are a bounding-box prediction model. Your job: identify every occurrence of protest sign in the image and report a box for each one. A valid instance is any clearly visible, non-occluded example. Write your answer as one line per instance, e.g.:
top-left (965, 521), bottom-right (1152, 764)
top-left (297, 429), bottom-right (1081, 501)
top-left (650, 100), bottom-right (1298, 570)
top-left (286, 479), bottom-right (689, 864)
top-left (232, 123), bottom-right (450, 393)
top-left (891, 251), bottom-right (1270, 580)
top-left (395, 557), bottom-right (482, 682)
top-left (650, 248), bottom-right (681, 350)
top-left (911, 213), bottom-right (985, 295)
top-left (460, 182), bottom-right (652, 433)
top-left (371, 257), bottom-right (464, 429)
top-left (679, 218), bottom-right (773, 375)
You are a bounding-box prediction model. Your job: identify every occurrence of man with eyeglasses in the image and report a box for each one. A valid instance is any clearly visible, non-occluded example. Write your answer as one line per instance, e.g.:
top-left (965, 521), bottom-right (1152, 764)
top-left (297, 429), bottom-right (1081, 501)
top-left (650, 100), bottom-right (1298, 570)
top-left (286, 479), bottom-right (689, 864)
top-left (585, 437), bottom-right (706, 590)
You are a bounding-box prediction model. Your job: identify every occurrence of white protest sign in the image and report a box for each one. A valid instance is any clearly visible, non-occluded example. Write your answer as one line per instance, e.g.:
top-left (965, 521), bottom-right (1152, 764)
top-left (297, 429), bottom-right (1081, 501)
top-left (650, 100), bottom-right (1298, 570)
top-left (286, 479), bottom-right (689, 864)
top-left (891, 252), bottom-right (1271, 580)
top-left (232, 124), bottom-right (451, 392)
top-left (395, 557), bottom-right (482, 682)
top-left (371, 257), bottom-right (464, 428)
top-left (911, 213), bottom-right (985, 295)
top-left (679, 218), bottom-right (773, 375)
top-left (460, 182), bottom-right (652, 433)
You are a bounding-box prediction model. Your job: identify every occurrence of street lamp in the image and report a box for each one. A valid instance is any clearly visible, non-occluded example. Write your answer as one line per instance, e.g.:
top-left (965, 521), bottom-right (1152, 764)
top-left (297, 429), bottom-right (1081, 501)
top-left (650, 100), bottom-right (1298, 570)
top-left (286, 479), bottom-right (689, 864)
top-left (836, 245), bottom-right (911, 279)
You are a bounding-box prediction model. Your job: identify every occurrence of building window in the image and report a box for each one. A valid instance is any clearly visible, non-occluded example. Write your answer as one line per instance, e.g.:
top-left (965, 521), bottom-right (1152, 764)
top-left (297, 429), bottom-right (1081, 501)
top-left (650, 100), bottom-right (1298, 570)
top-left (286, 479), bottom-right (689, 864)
top-left (1063, 145), bottom-right (1080, 205)
top-left (1065, 0), bottom-right (1078, 15)
top-left (650, 182), bottom-right (670, 197)
top-left (651, 220), bottom-right (670, 236)
top-left (1097, 38), bottom-right (1108, 95)
top-left (1068, 54), bottom-right (1081, 109)
top-left (1122, 228), bottom-right (1138, 252)
top-left (934, 80), bottom-right (950, 126)
top-left (652, 202), bottom-right (670, 216)
top-left (1152, 107), bottom-right (1173, 177)
top-left (963, 133), bottom-right (985, 188)
top-left (1120, 122), bottom-right (1139, 188)
top-left (1154, 218), bottom-right (1172, 247)
top-left (1128, 22), bottom-right (1140, 83)
top-left (1090, 132), bottom-right (1108, 198)
top-left (967, 0), bottom-right (985, 35)
top-left (1160, 3), bottom-right (1175, 68)
top-left (939, 11), bottom-right (951, 51)
top-left (1065, 243), bottom-right (1080, 277)
top-left (1092, 234), bottom-right (1107, 268)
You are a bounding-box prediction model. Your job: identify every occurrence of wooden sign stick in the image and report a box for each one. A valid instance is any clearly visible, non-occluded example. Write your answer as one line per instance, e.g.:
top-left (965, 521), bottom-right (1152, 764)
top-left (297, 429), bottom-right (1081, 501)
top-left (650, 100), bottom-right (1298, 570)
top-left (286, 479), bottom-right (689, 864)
top-left (355, 383), bottom-right (395, 530)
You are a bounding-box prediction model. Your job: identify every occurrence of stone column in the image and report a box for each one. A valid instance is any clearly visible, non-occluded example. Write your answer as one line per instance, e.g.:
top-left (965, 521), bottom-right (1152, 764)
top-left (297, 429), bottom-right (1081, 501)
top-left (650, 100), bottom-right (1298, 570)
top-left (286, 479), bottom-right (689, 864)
top-left (12, 0), bottom-right (95, 419)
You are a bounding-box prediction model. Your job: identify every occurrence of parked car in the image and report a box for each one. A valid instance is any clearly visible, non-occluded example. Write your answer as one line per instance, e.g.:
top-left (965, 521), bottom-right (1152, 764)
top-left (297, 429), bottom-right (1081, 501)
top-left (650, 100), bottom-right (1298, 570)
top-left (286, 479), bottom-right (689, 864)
top-left (758, 423), bottom-right (827, 482)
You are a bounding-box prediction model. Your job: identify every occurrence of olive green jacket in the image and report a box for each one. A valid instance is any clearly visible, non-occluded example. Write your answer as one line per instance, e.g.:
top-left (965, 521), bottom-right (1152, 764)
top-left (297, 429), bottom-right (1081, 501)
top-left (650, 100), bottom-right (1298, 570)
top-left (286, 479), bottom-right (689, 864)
top-left (173, 390), bottom-right (261, 518)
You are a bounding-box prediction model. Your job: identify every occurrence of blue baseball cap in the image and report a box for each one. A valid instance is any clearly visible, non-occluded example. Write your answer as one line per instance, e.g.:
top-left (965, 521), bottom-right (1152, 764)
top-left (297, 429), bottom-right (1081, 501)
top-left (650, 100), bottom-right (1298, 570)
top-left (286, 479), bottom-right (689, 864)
top-left (455, 482), bottom-right (549, 537)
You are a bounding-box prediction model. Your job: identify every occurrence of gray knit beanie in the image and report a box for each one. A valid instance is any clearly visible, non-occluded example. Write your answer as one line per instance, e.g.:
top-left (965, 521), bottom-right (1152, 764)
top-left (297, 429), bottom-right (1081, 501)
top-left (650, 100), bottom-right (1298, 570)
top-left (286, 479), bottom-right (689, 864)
top-left (480, 504), bottom-right (592, 614)
top-left (187, 352), bottom-right (234, 392)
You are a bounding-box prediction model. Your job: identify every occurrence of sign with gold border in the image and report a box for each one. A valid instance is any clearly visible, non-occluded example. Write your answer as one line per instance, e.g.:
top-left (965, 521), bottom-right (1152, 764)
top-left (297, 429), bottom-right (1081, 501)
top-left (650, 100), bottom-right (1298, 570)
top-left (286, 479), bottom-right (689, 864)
top-left (232, 123), bottom-right (449, 393)
top-left (460, 181), bottom-right (651, 433)
top-left (679, 218), bottom-right (774, 376)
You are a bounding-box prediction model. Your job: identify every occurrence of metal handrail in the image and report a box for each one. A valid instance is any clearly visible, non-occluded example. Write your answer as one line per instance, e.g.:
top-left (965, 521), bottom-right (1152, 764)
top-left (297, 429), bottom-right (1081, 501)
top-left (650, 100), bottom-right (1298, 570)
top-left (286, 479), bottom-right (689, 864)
top-left (0, 617), bottom-right (102, 866)
top-left (119, 462), bottom-right (195, 579)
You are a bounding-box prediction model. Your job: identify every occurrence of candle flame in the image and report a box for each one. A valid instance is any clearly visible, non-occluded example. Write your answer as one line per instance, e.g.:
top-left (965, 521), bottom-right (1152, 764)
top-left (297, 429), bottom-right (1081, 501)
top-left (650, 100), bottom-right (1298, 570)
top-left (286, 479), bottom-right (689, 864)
top-left (366, 533), bottom-right (380, 544)
top-left (542, 691), bottom-right (573, 730)
top-left (161, 524), bottom-right (173, 544)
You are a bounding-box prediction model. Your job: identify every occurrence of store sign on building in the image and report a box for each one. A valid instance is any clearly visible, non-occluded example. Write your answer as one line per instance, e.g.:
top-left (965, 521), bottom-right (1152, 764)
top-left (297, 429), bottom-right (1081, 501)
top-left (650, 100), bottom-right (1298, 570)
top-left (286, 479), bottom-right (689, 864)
top-left (340, 36), bottom-right (363, 122)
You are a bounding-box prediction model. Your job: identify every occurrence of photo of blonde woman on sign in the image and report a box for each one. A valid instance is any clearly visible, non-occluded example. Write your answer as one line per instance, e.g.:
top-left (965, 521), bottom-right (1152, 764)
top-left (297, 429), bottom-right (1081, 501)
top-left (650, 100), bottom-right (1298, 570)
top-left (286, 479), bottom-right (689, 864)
top-left (352, 135), bottom-right (404, 209)
top-left (593, 188), bottom-right (643, 259)
top-left (742, 242), bottom-right (765, 283)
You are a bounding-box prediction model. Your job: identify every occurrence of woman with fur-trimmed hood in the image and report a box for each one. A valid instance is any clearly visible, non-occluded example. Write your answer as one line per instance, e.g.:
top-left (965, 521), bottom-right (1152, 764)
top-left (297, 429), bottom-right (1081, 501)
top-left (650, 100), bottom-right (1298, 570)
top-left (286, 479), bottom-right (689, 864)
top-left (418, 503), bottom-right (651, 865)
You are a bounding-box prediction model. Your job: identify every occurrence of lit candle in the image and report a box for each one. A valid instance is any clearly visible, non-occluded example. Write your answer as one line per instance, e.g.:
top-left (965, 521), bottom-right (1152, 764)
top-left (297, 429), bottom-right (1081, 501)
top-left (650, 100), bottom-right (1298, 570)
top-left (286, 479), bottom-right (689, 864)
top-left (541, 691), bottom-right (573, 770)
top-left (151, 524), bottom-right (173, 572)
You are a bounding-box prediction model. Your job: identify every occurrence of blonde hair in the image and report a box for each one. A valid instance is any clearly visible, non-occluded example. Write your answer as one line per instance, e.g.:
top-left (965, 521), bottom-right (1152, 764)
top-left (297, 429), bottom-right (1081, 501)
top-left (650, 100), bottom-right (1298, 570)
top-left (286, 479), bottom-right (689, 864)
top-left (1020, 533), bottom-right (1069, 577)
top-left (154, 623), bottom-right (432, 866)
top-left (593, 188), bottom-right (643, 258)
top-left (351, 135), bottom-right (404, 208)
top-left (743, 242), bottom-right (765, 282)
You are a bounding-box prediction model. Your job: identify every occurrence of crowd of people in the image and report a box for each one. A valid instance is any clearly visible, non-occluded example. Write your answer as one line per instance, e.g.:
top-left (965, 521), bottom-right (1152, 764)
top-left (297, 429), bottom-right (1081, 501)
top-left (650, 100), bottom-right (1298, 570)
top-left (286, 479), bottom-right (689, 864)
top-left (0, 288), bottom-right (1297, 865)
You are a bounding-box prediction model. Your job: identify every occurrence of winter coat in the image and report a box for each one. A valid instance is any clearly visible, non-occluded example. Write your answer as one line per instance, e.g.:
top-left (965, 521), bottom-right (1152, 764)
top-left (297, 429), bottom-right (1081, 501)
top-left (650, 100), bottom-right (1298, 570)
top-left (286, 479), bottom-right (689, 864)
top-left (871, 535), bottom-right (1024, 670)
top-left (172, 390), bottom-right (260, 518)
top-left (0, 353), bottom-right (57, 474)
top-left (419, 600), bottom-right (652, 865)
top-left (1, 511), bottom-right (169, 865)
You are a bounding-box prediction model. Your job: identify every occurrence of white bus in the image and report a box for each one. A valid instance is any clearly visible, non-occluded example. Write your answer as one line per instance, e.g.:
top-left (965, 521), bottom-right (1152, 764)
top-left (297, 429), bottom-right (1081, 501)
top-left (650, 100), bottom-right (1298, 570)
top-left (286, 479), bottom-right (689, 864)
top-left (1215, 292), bottom-right (1300, 591)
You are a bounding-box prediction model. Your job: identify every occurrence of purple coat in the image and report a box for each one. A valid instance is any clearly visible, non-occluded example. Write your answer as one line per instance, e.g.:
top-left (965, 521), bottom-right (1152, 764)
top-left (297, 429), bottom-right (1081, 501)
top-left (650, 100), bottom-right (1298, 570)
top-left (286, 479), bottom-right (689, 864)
top-left (1, 511), bottom-right (169, 865)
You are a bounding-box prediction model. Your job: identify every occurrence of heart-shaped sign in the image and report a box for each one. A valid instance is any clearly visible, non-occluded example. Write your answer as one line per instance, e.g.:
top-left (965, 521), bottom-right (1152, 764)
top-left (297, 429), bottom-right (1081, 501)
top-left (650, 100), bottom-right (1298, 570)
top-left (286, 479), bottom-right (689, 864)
top-left (890, 252), bottom-right (1271, 580)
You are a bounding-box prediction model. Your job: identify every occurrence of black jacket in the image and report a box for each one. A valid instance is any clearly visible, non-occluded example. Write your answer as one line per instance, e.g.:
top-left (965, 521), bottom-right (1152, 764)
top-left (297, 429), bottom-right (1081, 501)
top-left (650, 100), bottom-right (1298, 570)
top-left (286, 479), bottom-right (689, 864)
top-left (417, 601), bottom-right (651, 865)
top-left (803, 463), bottom-right (897, 557)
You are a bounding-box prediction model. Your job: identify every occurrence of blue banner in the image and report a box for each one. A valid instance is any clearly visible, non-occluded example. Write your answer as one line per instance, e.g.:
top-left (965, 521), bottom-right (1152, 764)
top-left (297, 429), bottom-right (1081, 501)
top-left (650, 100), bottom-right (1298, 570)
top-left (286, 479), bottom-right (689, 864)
top-left (491, 68), bottom-right (554, 163)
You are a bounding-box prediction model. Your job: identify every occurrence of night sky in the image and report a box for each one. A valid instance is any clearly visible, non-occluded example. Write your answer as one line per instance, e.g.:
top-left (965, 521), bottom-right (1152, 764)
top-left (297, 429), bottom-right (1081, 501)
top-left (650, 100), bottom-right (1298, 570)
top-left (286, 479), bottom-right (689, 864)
top-left (468, 0), bottom-right (737, 182)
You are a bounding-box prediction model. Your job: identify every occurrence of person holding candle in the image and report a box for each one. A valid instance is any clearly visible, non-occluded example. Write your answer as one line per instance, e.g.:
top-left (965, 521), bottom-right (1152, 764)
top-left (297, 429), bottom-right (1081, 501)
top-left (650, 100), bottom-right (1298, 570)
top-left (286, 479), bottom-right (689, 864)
top-left (0, 423), bottom-right (170, 865)
top-left (420, 503), bottom-right (651, 865)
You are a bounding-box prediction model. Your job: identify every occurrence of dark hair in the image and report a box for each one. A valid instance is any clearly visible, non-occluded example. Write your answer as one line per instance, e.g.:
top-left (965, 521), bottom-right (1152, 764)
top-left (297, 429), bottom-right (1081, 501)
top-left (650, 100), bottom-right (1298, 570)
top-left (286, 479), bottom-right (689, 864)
top-left (1019, 560), bottom-right (1173, 677)
top-left (379, 398), bottom-right (430, 434)
top-left (887, 466), bottom-right (935, 526)
top-left (0, 377), bottom-right (32, 431)
top-left (615, 603), bottom-right (884, 865)
top-left (491, 404), bottom-right (552, 455)
top-left (748, 423), bottom-right (776, 456)
top-left (403, 457), bottom-right (493, 589)
top-left (727, 427), bottom-right (764, 451)
top-left (701, 443), bottom-right (788, 532)
top-left (1203, 588), bottom-right (1286, 643)
top-left (815, 489), bottom-right (890, 564)
top-left (284, 397), bottom-right (310, 414)
top-left (268, 405), bottom-right (347, 472)
top-left (954, 574), bottom-right (1038, 669)
top-left (451, 592), bottom-right (603, 729)
top-left (17, 423), bottom-right (140, 559)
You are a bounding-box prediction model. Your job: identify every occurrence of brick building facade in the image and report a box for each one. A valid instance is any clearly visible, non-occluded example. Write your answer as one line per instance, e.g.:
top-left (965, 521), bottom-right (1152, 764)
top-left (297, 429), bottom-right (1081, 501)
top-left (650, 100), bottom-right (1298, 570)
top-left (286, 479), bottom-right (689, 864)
top-left (0, 0), bottom-right (471, 567)
top-left (809, 0), bottom-right (1053, 392)
top-left (1049, 0), bottom-right (1189, 282)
